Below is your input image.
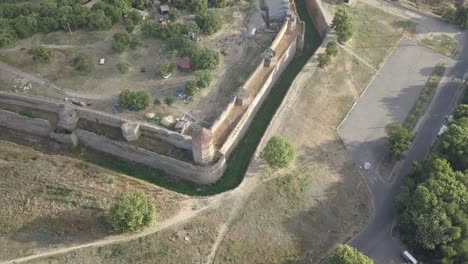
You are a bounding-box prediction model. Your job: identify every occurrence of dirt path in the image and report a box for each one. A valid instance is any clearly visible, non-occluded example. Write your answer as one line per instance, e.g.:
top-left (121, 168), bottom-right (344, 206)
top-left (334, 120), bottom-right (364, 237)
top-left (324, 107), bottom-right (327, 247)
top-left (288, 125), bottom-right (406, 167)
top-left (338, 44), bottom-right (378, 72)
top-left (0, 196), bottom-right (226, 264)
top-left (0, 60), bottom-right (114, 100)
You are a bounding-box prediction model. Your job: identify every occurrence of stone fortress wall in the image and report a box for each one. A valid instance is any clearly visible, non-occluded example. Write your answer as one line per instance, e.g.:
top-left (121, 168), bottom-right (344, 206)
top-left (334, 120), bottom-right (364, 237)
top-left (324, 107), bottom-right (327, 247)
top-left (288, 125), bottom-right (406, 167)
top-left (0, 0), bottom-right (328, 185)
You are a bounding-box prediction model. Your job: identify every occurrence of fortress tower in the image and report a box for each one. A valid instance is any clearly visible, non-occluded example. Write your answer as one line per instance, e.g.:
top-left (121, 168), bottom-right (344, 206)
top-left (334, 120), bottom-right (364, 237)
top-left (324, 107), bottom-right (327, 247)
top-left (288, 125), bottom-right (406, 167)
top-left (192, 126), bottom-right (215, 164)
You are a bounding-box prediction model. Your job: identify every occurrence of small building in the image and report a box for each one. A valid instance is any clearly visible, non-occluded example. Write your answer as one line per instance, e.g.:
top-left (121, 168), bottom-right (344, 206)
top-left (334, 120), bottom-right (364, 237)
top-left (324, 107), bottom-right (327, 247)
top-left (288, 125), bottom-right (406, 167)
top-left (99, 58), bottom-right (105, 65)
top-left (160, 4), bottom-right (170, 14)
top-left (133, 8), bottom-right (149, 20)
top-left (177, 57), bottom-right (192, 72)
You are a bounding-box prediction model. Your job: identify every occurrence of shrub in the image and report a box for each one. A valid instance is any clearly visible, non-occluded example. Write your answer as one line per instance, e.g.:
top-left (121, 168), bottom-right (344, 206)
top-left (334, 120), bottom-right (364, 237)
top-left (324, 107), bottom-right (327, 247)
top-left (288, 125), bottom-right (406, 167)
top-left (112, 41), bottom-right (126, 53)
top-left (196, 70), bottom-right (212, 88)
top-left (154, 98), bottom-right (161, 105)
top-left (141, 20), bottom-right (166, 38)
top-left (172, 0), bottom-right (187, 9)
top-left (213, 0), bottom-right (228, 8)
top-left (184, 80), bottom-right (197, 96)
top-left (116, 61), bottom-right (131, 74)
top-left (165, 96), bottom-right (175, 106)
top-left (195, 12), bottom-right (223, 35)
top-left (140, 66), bottom-right (146, 72)
top-left (190, 0), bottom-right (208, 13)
top-left (442, 6), bottom-right (457, 24)
top-left (191, 48), bottom-right (220, 70)
top-left (328, 245), bottom-right (373, 264)
top-left (317, 53), bottom-right (331, 68)
top-left (260, 136), bottom-right (295, 168)
top-left (114, 32), bottom-right (130, 45)
top-left (157, 60), bottom-right (175, 77)
top-left (127, 9), bottom-right (143, 25)
top-left (387, 124), bottom-right (413, 158)
top-left (109, 192), bottom-right (156, 233)
top-left (118, 89), bottom-right (150, 110)
top-left (129, 38), bottom-right (142, 50)
top-left (125, 21), bottom-right (135, 33)
top-left (72, 54), bottom-right (91, 72)
top-left (169, 8), bottom-right (181, 21)
top-left (453, 104), bottom-right (468, 120)
top-left (331, 8), bottom-right (354, 43)
top-left (325, 41), bottom-right (338, 57)
top-left (32, 47), bottom-right (54, 63)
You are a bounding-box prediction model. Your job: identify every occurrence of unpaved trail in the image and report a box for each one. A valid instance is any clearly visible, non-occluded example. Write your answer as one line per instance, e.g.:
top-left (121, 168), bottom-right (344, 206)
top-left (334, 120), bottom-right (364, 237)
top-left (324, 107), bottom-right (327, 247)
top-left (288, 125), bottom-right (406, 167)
top-left (0, 197), bottom-right (227, 264)
top-left (0, 60), bottom-right (114, 100)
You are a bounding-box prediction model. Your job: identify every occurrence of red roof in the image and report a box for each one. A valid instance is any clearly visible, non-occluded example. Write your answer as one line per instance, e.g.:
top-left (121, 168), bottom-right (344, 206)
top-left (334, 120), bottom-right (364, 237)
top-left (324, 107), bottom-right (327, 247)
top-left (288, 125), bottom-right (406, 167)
top-left (177, 57), bottom-right (192, 69)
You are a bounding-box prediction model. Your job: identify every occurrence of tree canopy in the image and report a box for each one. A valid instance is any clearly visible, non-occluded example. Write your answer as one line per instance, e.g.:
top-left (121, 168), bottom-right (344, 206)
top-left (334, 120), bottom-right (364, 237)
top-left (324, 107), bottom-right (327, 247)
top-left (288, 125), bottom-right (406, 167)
top-left (396, 104), bottom-right (468, 263)
top-left (109, 192), bottom-right (156, 233)
top-left (118, 89), bottom-right (150, 110)
top-left (331, 8), bottom-right (354, 43)
top-left (328, 245), bottom-right (373, 264)
top-left (31, 47), bottom-right (54, 63)
top-left (387, 124), bottom-right (413, 159)
top-left (260, 136), bottom-right (295, 168)
top-left (195, 12), bottom-right (223, 35)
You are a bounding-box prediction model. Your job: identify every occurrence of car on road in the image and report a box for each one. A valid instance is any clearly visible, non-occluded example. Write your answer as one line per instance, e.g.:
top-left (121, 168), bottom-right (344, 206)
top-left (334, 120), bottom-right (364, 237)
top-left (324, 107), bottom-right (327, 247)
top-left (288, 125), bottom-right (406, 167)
top-left (401, 250), bottom-right (418, 264)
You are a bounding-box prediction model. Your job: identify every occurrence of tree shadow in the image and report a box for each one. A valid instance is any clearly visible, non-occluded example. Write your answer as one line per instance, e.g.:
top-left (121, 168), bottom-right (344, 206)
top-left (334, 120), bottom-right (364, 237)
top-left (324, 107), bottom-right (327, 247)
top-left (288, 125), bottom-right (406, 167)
top-left (9, 209), bottom-right (110, 248)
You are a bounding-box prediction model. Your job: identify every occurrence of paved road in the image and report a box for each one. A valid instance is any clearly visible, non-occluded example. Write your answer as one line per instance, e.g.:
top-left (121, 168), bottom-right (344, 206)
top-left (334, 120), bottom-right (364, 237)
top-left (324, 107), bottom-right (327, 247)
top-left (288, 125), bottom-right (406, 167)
top-left (345, 26), bottom-right (468, 264)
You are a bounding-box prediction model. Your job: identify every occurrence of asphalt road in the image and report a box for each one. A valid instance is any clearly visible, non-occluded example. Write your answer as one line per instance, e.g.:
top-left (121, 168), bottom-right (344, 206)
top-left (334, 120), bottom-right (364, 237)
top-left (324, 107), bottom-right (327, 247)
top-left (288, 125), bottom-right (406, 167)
top-left (346, 31), bottom-right (468, 264)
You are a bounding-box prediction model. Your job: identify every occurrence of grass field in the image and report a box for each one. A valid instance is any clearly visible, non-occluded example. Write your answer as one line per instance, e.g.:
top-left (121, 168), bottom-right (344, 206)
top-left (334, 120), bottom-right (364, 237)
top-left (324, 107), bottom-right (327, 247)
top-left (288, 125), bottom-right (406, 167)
top-left (420, 34), bottom-right (457, 57)
top-left (0, 140), bottom-right (185, 261)
top-left (348, 2), bottom-right (414, 68)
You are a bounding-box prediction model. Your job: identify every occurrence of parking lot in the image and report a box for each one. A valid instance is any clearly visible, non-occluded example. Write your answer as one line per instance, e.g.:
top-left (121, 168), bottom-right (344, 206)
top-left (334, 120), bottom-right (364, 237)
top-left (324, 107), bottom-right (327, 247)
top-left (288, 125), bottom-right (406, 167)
top-left (338, 38), bottom-right (447, 177)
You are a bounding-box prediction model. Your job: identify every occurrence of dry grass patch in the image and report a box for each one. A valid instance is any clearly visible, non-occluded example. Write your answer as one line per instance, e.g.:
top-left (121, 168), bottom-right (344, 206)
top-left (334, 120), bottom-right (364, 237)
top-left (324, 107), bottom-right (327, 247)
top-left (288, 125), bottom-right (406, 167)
top-left (420, 34), bottom-right (457, 57)
top-left (0, 140), bottom-right (185, 261)
top-left (348, 2), bottom-right (414, 68)
top-left (27, 205), bottom-right (231, 264)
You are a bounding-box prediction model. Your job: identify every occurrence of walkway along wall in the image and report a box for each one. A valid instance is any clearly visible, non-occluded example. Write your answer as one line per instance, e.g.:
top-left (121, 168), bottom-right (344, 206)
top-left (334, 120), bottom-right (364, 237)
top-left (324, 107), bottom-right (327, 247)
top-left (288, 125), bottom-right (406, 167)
top-left (304, 0), bottom-right (330, 39)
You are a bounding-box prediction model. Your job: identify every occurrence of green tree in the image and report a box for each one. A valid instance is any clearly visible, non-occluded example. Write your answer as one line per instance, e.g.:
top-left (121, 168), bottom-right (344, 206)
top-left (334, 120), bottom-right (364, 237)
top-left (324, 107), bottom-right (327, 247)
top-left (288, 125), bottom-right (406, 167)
top-left (326, 41), bottom-right (338, 57)
top-left (31, 47), bottom-right (54, 63)
top-left (331, 8), bottom-right (354, 44)
top-left (260, 136), bottom-right (295, 168)
top-left (317, 53), bottom-right (331, 68)
top-left (190, 0), bottom-right (208, 13)
top-left (195, 11), bottom-right (223, 34)
top-left (72, 54), bottom-right (92, 72)
top-left (118, 89), bottom-right (150, 110)
top-left (141, 20), bottom-right (166, 38)
top-left (116, 61), bottom-right (131, 73)
top-left (112, 41), bottom-right (126, 53)
top-left (169, 8), bottom-right (181, 21)
top-left (129, 38), bottom-right (142, 50)
top-left (114, 32), bottom-right (130, 45)
top-left (157, 60), bottom-right (175, 77)
top-left (453, 104), bottom-right (468, 120)
top-left (172, 0), bottom-right (187, 9)
top-left (387, 124), bottom-right (413, 158)
top-left (442, 6), bottom-right (457, 24)
top-left (131, 0), bottom-right (152, 10)
top-left (0, 23), bottom-right (17, 47)
top-left (13, 15), bottom-right (38, 38)
top-left (127, 9), bottom-right (143, 25)
top-left (438, 117), bottom-right (468, 171)
top-left (184, 80), bottom-right (197, 96)
top-left (191, 48), bottom-right (220, 70)
top-left (196, 70), bottom-right (212, 88)
top-left (109, 192), bottom-right (156, 233)
top-left (328, 245), bottom-right (373, 264)
top-left (87, 10), bottom-right (112, 30)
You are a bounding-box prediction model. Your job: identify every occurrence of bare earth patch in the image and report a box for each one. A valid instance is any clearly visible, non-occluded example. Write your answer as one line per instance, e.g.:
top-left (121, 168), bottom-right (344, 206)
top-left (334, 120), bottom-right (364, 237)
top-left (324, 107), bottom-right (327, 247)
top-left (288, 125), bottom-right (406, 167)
top-left (0, 140), bottom-right (185, 261)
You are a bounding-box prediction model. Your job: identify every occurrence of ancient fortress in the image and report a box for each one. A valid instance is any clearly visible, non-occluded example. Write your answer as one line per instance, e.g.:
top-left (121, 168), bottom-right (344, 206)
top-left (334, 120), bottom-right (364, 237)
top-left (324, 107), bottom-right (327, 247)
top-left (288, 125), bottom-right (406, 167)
top-left (0, 0), bottom-right (329, 184)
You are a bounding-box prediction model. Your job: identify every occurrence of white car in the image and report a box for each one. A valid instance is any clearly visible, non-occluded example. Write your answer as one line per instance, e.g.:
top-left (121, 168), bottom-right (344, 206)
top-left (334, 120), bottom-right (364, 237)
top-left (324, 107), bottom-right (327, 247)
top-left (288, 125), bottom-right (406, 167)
top-left (161, 73), bottom-right (172, 79)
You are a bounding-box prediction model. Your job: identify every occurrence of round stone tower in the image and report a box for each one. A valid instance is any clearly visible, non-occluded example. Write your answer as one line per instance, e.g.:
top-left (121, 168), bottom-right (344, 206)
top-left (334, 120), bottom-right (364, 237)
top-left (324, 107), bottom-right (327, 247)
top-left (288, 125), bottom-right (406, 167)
top-left (192, 126), bottom-right (215, 164)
